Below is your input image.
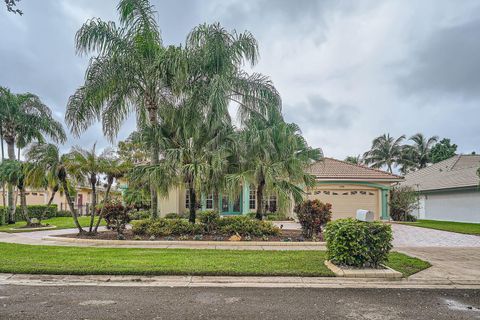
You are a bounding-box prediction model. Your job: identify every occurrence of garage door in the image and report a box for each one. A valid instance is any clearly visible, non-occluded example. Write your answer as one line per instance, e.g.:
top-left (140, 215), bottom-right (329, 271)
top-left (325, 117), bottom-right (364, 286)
top-left (424, 190), bottom-right (480, 223)
top-left (306, 189), bottom-right (379, 220)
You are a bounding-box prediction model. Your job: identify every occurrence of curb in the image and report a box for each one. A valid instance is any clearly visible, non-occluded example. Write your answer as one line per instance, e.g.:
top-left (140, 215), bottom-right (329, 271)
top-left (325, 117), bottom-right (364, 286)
top-left (42, 235), bottom-right (326, 247)
top-left (10, 225), bottom-right (57, 231)
top-left (324, 260), bottom-right (402, 280)
top-left (1, 273), bottom-right (479, 289)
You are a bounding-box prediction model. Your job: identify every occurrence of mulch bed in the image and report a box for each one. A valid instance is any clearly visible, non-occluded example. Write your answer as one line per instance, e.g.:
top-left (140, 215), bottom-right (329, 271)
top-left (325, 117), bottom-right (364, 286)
top-left (59, 229), bottom-right (324, 242)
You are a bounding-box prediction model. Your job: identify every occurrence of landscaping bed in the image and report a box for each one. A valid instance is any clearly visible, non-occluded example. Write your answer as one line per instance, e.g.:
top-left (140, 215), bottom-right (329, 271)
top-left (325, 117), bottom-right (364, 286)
top-left (58, 228), bottom-right (322, 242)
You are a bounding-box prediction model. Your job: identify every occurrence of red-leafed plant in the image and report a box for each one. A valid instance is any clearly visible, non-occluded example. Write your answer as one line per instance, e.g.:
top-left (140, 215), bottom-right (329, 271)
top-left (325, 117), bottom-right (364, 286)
top-left (294, 199), bottom-right (332, 239)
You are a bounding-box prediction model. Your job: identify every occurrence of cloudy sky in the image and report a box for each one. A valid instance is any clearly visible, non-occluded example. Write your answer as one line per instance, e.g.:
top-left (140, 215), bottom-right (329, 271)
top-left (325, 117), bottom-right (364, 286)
top-left (1, 0), bottom-right (479, 159)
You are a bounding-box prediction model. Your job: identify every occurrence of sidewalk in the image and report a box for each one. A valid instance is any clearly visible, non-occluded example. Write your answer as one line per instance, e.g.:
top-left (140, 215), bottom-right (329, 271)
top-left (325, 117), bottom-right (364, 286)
top-left (1, 273), bottom-right (479, 289)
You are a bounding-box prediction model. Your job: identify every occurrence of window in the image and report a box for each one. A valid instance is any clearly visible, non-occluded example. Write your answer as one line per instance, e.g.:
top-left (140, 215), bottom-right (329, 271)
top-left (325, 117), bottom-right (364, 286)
top-left (185, 191), bottom-right (190, 209)
top-left (249, 190), bottom-right (256, 210)
top-left (205, 194), bottom-right (213, 209)
top-left (268, 195), bottom-right (277, 213)
top-left (32, 192), bottom-right (38, 196)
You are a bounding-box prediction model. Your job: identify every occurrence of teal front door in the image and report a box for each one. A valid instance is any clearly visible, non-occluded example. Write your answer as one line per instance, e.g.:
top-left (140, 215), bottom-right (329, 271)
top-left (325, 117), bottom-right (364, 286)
top-left (220, 194), bottom-right (242, 215)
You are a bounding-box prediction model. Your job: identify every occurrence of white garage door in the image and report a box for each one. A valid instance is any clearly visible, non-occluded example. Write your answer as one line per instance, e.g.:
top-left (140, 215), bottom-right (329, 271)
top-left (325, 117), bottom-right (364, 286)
top-left (425, 190), bottom-right (480, 223)
top-left (307, 189), bottom-right (379, 220)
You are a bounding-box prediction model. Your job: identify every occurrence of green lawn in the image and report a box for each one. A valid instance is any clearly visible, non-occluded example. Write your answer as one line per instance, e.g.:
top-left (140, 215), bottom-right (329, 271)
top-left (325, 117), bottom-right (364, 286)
top-left (0, 216), bottom-right (105, 233)
top-left (386, 252), bottom-right (431, 277)
top-left (401, 219), bottom-right (480, 235)
top-left (0, 242), bottom-right (429, 277)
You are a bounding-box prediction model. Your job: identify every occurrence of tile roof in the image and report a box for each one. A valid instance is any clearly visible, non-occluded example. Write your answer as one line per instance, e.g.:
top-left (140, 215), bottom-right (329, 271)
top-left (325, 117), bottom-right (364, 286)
top-left (401, 155), bottom-right (480, 191)
top-left (307, 158), bottom-right (403, 181)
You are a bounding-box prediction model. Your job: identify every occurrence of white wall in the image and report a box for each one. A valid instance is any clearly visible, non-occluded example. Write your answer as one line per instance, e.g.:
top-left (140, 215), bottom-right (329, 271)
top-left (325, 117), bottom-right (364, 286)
top-left (423, 190), bottom-right (480, 223)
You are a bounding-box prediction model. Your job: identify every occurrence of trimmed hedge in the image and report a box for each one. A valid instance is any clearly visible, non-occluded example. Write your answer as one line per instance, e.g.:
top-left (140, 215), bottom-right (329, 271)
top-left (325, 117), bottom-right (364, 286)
top-left (0, 207), bottom-right (5, 225)
top-left (0, 205), bottom-right (58, 222)
top-left (324, 218), bottom-right (393, 268)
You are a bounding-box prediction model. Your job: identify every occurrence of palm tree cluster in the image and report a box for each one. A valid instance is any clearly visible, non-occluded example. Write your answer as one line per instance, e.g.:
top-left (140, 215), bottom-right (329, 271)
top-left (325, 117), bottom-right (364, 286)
top-left (346, 133), bottom-right (440, 174)
top-left (66, 0), bottom-right (321, 222)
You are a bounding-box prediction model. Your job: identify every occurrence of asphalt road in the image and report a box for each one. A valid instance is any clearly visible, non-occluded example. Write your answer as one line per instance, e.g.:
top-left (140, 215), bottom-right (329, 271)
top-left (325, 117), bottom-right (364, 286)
top-left (0, 285), bottom-right (479, 319)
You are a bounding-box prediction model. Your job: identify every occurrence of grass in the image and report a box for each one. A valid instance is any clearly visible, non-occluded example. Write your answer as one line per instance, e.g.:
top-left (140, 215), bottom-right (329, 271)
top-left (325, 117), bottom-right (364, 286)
top-left (0, 216), bottom-right (105, 233)
top-left (386, 252), bottom-right (431, 277)
top-left (401, 219), bottom-right (480, 235)
top-left (0, 242), bottom-right (429, 277)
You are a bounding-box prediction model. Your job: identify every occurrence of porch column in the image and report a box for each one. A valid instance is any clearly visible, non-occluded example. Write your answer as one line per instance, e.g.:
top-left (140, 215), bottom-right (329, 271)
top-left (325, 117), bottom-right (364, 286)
top-left (381, 188), bottom-right (389, 220)
top-left (241, 182), bottom-right (250, 215)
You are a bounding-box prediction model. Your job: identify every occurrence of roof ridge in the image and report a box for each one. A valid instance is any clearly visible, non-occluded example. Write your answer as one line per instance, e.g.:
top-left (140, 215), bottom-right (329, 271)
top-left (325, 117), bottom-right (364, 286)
top-left (323, 157), bottom-right (403, 179)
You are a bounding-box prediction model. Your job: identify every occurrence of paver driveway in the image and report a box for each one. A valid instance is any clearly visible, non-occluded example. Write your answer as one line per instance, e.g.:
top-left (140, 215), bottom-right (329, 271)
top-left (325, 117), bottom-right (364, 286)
top-left (391, 223), bottom-right (480, 247)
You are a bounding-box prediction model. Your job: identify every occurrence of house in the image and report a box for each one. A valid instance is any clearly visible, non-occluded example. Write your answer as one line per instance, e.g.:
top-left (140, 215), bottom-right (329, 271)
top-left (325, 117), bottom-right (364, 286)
top-left (158, 158), bottom-right (403, 220)
top-left (401, 155), bottom-right (480, 223)
top-left (21, 185), bottom-right (107, 215)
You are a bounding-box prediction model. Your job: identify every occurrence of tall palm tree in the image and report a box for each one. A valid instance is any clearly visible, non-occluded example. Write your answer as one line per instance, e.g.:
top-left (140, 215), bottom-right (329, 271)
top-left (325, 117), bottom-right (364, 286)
top-left (364, 134), bottom-right (405, 173)
top-left (65, 0), bottom-right (181, 219)
top-left (344, 155), bottom-right (363, 165)
top-left (0, 86), bottom-right (66, 223)
top-left (401, 133), bottom-right (438, 172)
top-left (232, 112), bottom-right (322, 220)
top-left (66, 144), bottom-right (108, 234)
top-left (24, 143), bottom-right (84, 233)
top-left (0, 160), bottom-right (31, 225)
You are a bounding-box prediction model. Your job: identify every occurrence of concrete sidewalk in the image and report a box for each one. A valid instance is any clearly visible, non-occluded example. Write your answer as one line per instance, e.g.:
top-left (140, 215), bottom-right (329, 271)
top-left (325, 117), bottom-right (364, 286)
top-left (1, 273), bottom-right (479, 289)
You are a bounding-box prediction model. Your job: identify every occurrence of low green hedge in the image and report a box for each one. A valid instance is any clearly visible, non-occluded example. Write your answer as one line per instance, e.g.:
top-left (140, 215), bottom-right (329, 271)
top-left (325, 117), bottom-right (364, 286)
top-left (132, 214), bottom-right (281, 238)
top-left (0, 205), bottom-right (58, 222)
top-left (0, 207), bottom-right (5, 225)
top-left (324, 218), bottom-right (393, 268)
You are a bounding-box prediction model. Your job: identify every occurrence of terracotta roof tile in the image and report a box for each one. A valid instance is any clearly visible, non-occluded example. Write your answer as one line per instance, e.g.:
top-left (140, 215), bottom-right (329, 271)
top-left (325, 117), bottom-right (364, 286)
top-left (307, 158), bottom-right (403, 181)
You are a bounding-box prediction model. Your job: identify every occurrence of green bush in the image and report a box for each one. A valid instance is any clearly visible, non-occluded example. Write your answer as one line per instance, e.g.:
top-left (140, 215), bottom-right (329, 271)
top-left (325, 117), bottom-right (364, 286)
top-left (133, 219), bottom-right (203, 237)
top-left (217, 216), bottom-right (280, 237)
top-left (56, 210), bottom-right (71, 217)
top-left (12, 205), bottom-right (58, 221)
top-left (129, 210), bottom-right (151, 220)
top-left (103, 201), bottom-right (131, 239)
top-left (0, 207), bottom-right (5, 225)
top-left (294, 200), bottom-right (332, 239)
top-left (324, 218), bottom-right (393, 268)
top-left (131, 219), bottom-right (151, 235)
top-left (198, 210), bottom-right (219, 233)
top-left (164, 212), bottom-right (186, 219)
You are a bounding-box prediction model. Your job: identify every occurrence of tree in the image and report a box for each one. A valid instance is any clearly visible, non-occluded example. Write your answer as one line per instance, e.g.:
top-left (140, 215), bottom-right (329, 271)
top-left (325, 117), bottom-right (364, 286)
top-left (389, 186), bottom-right (419, 221)
top-left (364, 134), bottom-right (405, 173)
top-left (0, 87), bottom-right (66, 223)
top-left (66, 144), bottom-right (108, 234)
top-left (65, 0), bottom-right (181, 219)
top-left (4, 0), bottom-right (22, 15)
top-left (233, 112), bottom-right (322, 220)
top-left (24, 143), bottom-right (84, 233)
top-left (344, 155), bottom-right (363, 165)
top-left (0, 160), bottom-right (31, 225)
top-left (430, 138), bottom-right (457, 163)
top-left (400, 133), bottom-right (438, 173)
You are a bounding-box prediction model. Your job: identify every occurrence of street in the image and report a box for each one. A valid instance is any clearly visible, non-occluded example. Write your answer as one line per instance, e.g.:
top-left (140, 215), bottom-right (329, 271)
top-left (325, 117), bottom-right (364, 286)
top-left (0, 285), bottom-right (478, 319)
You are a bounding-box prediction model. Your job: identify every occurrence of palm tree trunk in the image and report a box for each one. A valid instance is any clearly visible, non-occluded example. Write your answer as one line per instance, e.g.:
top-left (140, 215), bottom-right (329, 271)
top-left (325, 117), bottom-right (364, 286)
top-left (40, 185), bottom-right (58, 222)
top-left (6, 139), bottom-right (15, 223)
top-left (255, 178), bottom-right (265, 220)
top-left (147, 105), bottom-right (159, 219)
top-left (0, 128), bottom-right (5, 210)
top-left (213, 191), bottom-right (219, 212)
top-left (188, 182), bottom-right (196, 224)
top-left (18, 184), bottom-right (31, 226)
top-left (93, 180), bottom-right (112, 233)
top-left (61, 179), bottom-right (84, 234)
top-left (88, 176), bottom-right (97, 233)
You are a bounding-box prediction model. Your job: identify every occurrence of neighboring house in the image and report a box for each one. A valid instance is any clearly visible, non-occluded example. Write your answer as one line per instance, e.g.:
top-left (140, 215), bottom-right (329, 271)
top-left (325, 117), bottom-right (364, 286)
top-left (157, 158), bottom-right (403, 220)
top-left (401, 155), bottom-right (480, 223)
top-left (21, 186), bottom-right (106, 215)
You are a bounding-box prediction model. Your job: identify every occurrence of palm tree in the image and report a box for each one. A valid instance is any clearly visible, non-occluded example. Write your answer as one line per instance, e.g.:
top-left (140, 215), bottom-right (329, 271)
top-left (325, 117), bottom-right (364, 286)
top-left (93, 155), bottom-right (130, 233)
top-left (0, 87), bottom-right (66, 223)
top-left (0, 160), bottom-right (31, 225)
top-left (24, 143), bottom-right (84, 233)
top-left (65, 0), bottom-right (181, 219)
top-left (232, 112), bottom-right (322, 220)
top-left (66, 144), bottom-right (108, 234)
top-left (344, 155), bottom-right (363, 165)
top-left (401, 133), bottom-right (438, 172)
top-left (364, 134), bottom-right (405, 173)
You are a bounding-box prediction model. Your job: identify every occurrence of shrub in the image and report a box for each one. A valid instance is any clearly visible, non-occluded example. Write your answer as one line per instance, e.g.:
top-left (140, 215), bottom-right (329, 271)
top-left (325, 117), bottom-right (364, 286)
top-left (164, 212), bottom-right (186, 219)
top-left (103, 201), bottom-right (131, 239)
top-left (324, 218), bottom-right (393, 268)
top-left (131, 219), bottom-right (151, 235)
top-left (13, 205), bottom-right (58, 221)
top-left (294, 200), bottom-right (332, 239)
top-left (129, 210), bottom-right (150, 221)
top-left (0, 207), bottom-right (5, 225)
top-left (390, 186), bottom-right (419, 221)
top-left (56, 210), bottom-right (71, 217)
top-left (132, 218), bottom-right (203, 237)
top-left (198, 210), bottom-right (219, 233)
top-left (217, 216), bottom-right (280, 237)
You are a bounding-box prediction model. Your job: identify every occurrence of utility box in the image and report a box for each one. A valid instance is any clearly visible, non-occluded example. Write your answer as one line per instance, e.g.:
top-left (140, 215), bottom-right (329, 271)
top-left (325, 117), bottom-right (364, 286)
top-left (356, 209), bottom-right (374, 222)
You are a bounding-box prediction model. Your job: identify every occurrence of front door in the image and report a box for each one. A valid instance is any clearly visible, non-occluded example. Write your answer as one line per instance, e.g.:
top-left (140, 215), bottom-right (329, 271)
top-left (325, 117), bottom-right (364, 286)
top-left (220, 194), bottom-right (242, 215)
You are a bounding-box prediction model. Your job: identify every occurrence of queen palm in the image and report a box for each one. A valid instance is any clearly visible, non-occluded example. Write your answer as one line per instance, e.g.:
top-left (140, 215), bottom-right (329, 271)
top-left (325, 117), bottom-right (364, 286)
top-left (232, 112), bottom-right (322, 220)
top-left (364, 134), bottom-right (405, 173)
top-left (0, 86), bottom-right (66, 223)
top-left (65, 0), bottom-right (184, 219)
top-left (24, 143), bottom-right (84, 233)
top-left (66, 144), bottom-right (108, 234)
top-left (0, 160), bottom-right (32, 225)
